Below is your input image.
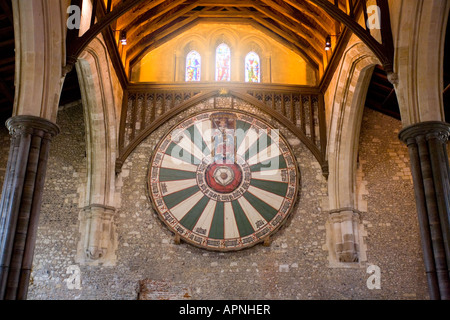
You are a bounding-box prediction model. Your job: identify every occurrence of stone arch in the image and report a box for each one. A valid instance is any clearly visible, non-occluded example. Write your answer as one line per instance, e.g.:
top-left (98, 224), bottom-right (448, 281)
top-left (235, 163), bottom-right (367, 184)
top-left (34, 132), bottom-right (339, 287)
top-left (328, 42), bottom-right (380, 209)
top-left (177, 36), bottom-right (208, 57)
top-left (209, 28), bottom-right (239, 50)
top-left (393, 0), bottom-right (450, 126)
top-left (11, 0), bottom-right (68, 122)
top-left (75, 36), bottom-right (120, 265)
top-left (326, 41), bottom-right (380, 266)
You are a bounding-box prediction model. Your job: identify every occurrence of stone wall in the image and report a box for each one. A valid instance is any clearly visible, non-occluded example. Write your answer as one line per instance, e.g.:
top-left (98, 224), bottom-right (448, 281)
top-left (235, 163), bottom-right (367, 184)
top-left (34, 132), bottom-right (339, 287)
top-left (357, 108), bottom-right (428, 299)
top-left (26, 102), bottom-right (88, 299)
top-left (0, 97), bottom-right (427, 300)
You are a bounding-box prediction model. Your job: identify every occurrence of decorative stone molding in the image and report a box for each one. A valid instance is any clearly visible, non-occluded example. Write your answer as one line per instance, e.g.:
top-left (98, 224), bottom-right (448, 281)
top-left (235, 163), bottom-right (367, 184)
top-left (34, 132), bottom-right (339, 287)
top-left (6, 116), bottom-right (60, 140)
top-left (387, 72), bottom-right (399, 86)
top-left (393, 0), bottom-right (450, 126)
top-left (77, 204), bottom-right (117, 266)
top-left (75, 36), bottom-right (121, 266)
top-left (326, 208), bottom-right (365, 265)
top-left (399, 121), bottom-right (450, 144)
top-left (11, 0), bottom-right (68, 123)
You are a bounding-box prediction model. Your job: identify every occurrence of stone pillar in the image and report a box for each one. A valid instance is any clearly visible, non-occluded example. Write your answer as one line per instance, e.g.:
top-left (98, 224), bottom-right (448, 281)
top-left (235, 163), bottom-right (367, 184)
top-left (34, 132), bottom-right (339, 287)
top-left (0, 116), bottom-right (59, 300)
top-left (328, 208), bottom-right (361, 263)
top-left (399, 121), bottom-right (450, 300)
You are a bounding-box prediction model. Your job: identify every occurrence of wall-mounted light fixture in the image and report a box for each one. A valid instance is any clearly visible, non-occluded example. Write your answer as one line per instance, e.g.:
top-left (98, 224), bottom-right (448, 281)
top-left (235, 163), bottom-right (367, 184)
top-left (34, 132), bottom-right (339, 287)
top-left (325, 35), bottom-right (332, 51)
top-left (120, 30), bottom-right (127, 46)
top-left (325, 34), bottom-right (340, 51)
top-left (113, 29), bottom-right (127, 46)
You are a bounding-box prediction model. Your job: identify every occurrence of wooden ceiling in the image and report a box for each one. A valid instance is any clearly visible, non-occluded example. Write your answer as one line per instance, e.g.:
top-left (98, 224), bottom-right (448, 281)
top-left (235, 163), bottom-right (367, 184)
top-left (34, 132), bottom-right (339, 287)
top-left (365, 65), bottom-right (400, 120)
top-left (111, 0), bottom-right (347, 74)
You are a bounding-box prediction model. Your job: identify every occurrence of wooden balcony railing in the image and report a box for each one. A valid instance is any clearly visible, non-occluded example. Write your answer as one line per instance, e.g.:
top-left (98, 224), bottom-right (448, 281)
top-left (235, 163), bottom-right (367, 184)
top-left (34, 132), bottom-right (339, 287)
top-left (117, 83), bottom-right (328, 177)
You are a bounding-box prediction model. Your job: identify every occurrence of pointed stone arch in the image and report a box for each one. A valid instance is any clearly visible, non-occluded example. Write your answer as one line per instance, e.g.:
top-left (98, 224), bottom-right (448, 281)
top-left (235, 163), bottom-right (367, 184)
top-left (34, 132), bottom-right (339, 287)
top-left (393, 0), bottom-right (450, 126)
top-left (326, 41), bottom-right (380, 266)
top-left (75, 36), bottom-right (122, 265)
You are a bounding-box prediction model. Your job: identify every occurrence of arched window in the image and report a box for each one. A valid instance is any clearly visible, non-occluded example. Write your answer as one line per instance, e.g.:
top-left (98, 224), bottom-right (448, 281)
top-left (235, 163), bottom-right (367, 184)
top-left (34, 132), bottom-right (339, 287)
top-left (215, 43), bottom-right (231, 81)
top-left (186, 51), bottom-right (201, 82)
top-left (245, 52), bottom-right (260, 83)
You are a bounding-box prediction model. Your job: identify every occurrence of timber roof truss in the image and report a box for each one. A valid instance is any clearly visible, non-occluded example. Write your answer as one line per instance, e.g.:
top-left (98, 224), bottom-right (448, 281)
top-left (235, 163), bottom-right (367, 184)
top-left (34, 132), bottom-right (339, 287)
top-left (66, 0), bottom-right (395, 87)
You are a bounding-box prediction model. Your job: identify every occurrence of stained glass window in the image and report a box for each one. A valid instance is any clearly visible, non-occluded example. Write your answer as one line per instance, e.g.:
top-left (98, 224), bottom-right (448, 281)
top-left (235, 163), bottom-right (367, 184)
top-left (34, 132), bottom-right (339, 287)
top-left (245, 52), bottom-right (260, 83)
top-left (186, 51), bottom-right (201, 82)
top-left (215, 43), bottom-right (231, 81)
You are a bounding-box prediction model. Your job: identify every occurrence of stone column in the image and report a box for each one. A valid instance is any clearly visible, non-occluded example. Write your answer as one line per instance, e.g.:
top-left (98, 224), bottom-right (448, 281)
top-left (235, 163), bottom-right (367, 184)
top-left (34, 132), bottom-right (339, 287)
top-left (0, 115), bottom-right (60, 300)
top-left (399, 121), bottom-right (450, 300)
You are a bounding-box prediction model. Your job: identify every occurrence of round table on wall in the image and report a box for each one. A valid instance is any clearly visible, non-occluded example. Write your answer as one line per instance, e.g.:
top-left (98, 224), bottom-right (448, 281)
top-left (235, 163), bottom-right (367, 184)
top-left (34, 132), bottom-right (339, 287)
top-left (148, 110), bottom-right (299, 251)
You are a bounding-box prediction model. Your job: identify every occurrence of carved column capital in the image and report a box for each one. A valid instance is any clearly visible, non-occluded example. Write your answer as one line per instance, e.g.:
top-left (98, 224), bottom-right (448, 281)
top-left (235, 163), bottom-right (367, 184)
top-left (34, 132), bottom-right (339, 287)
top-left (399, 121), bottom-right (450, 145)
top-left (6, 115), bottom-right (60, 140)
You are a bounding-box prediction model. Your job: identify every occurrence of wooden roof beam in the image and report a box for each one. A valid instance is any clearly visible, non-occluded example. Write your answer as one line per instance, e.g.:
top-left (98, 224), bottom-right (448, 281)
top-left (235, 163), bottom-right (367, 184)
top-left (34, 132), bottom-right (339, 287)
top-left (308, 0), bottom-right (394, 73)
top-left (284, 0), bottom-right (336, 31)
top-left (174, 8), bottom-right (321, 65)
top-left (125, 2), bottom-right (200, 49)
top-left (184, 9), bottom-right (253, 18)
top-left (67, 0), bottom-right (149, 64)
top-left (0, 80), bottom-right (14, 103)
top-left (196, 0), bottom-right (254, 7)
top-left (129, 19), bottom-right (204, 71)
top-left (257, 0), bottom-right (330, 39)
top-left (246, 21), bottom-right (321, 69)
top-left (251, 2), bottom-right (324, 54)
top-left (0, 38), bottom-right (14, 48)
top-left (0, 0), bottom-right (13, 24)
top-left (126, 12), bottom-right (203, 64)
top-left (123, 0), bottom-right (189, 34)
top-left (0, 63), bottom-right (14, 73)
top-left (116, 0), bottom-right (167, 30)
top-left (0, 57), bottom-right (14, 66)
top-left (240, 8), bottom-right (322, 64)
